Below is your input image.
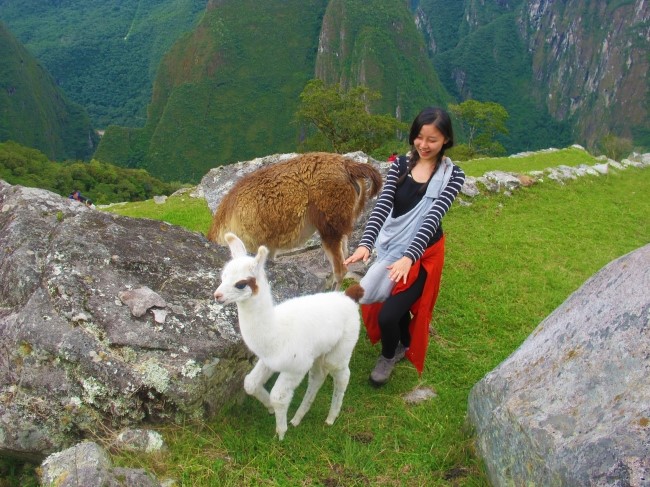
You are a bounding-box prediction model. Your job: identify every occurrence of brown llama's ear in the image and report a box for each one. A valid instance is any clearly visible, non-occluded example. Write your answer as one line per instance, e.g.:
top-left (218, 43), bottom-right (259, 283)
top-left (254, 246), bottom-right (269, 271)
top-left (225, 232), bottom-right (247, 258)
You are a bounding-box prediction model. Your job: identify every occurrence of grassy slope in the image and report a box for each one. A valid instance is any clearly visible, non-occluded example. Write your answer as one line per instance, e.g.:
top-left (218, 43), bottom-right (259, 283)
top-left (90, 154), bottom-right (650, 485)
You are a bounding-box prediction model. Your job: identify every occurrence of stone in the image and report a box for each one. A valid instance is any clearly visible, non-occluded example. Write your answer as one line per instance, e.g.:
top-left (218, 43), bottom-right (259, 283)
top-left (461, 176), bottom-right (481, 197)
top-left (40, 441), bottom-right (162, 487)
top-left (483, 171), bottom-right (522, 191)
top-left (0, 181), bottom-right (325, 460)
top-left (468, 244), bottom-right (650, 486)
top-left (116, 428), bottom-right (166, 453)
top-left (402, 386), bottom-right (437, 405)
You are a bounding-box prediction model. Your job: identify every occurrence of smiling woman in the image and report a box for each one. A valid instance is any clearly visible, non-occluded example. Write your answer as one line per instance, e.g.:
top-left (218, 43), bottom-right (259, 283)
top-left (345, 106), bottom-right (466, 386)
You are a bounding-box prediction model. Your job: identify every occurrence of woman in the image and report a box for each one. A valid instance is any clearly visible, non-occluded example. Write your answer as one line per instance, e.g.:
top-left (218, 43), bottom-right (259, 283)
top-left (344, 107), bottom-right (465, 386)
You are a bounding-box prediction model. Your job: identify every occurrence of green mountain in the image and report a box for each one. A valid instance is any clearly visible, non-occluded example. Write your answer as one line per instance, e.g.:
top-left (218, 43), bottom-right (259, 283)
top-left (314, 0), bottom-right (452, 121)
top-left (0, 22), bottom-right (97, 160)
top-left (96, 0), bottom-right (452, 182)
top-left (0, 0), bottom-right (207, 128)
top-left (3, 0), bottom-right (646, 181)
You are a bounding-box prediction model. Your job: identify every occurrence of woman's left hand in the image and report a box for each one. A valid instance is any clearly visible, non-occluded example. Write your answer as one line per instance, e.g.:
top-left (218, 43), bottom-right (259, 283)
top-left (387, 256), bottom-right (413, 284)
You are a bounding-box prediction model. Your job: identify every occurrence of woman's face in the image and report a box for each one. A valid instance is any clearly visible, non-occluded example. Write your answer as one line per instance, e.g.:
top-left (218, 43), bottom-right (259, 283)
top-left (414, 123), bottom-right (447, 164)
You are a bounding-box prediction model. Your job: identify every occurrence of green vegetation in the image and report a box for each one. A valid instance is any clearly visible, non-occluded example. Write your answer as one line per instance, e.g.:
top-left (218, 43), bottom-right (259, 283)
top-left (96, 0), bottom-right (329, 182)
top-left (296, 80), bottom-right (408, 153)
top-left (0, 0), bottom-right (206, 128)
top-left (598, 133), bottom-right (634, 162)
top-left (0, 460), bottom-right (37, 487)
top-left (96, 162), bottom-right (646, 485)
top-left (429, 10), bottom-right (572, 154)
top-left (449, 100), bottom-right (510, 158)
top-left (0, 23), bottom-right (97, 161)
top-left (95, 0), bottom-right (454, 182)
top-left (0, 141), bottom-right (181, 205)
top-left (3, 151), bottom-right (649, 485)
top-left (455, 146), bottom-right (599, 177)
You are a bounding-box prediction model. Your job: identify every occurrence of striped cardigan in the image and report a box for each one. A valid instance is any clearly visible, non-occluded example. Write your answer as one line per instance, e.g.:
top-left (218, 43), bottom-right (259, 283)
top-left (359, 156), bottom-right (466, 263)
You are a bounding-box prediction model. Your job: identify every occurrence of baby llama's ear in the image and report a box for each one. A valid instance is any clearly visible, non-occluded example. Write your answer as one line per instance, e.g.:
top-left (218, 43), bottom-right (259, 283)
top-left (224, 232), bottom-right (247, 258)
top-left (254, 246), bottom-right (269, 271)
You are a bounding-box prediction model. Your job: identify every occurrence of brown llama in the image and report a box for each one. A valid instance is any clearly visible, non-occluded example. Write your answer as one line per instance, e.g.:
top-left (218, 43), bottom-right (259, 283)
top-left (207, 152), bottom-right (382, 288)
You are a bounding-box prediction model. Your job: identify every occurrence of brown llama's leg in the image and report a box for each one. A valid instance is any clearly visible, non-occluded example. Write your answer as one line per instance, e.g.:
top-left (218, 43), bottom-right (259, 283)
top-left (321, 236), bottom-right (347, 290)
top-left (306, 198), bottom-right (352, 290)
top-left (341, 234), bottom-right (349, 258)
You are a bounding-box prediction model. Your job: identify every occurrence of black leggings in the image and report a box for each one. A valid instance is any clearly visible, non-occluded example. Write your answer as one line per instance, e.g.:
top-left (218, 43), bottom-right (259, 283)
top-left (377, 268), bottom-right (428, 358)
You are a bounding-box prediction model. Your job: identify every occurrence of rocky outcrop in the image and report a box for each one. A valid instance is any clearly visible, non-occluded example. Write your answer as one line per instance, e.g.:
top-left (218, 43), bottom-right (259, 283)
top-left (519, 0), bottom-right (649, 147)
top-left (0, 180), bottom-right (324, 461)
top-left (468, 244), bottom-right (650, 486)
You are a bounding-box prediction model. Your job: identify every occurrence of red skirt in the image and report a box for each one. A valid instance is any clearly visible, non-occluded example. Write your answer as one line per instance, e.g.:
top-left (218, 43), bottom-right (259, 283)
top-left (361, 235), bottom-right (445, 374)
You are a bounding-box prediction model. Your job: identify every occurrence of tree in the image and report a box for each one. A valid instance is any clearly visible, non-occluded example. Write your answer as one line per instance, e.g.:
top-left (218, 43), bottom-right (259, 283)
top-left (296, 79), bottom-right (407, 154)
top-left (449, 100), bottom-right (509, 157)
top-left (598, 133), bottom-right (633, 161)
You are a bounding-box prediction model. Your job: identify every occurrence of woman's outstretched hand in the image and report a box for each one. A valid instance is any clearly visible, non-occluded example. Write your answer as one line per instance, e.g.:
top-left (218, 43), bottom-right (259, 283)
top-left (387, 256), bottom-right (413, 284)
top-left (344, 246), bottom-right (370, 266)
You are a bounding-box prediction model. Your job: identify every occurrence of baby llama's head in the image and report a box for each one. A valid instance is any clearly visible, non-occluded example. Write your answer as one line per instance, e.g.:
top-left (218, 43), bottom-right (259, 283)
top-left (214, 233), bottom-right (268, 305)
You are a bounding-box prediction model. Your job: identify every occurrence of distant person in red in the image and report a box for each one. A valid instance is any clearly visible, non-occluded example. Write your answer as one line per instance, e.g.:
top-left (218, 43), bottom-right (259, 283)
top-left (387, 152), bottom-right (398, 163)
top-left (69, 190), bottom-right (92, 207)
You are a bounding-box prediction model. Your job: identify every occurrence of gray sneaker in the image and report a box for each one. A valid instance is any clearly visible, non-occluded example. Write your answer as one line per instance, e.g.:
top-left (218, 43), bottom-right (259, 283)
top-left (369, 355), bottom-right (399, 386)
top-left (394, 343), bottom-right (408, 362)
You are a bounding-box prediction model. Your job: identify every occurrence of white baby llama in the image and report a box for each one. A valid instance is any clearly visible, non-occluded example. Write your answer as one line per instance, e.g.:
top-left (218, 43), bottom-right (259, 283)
top-left (214, 233), bottom-right (363, 440)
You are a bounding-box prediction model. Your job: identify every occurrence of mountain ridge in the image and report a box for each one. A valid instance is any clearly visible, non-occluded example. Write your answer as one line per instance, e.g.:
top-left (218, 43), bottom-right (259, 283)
top-left (0, 22), bottom-right (97, 160)
top-left (1, 0), bottom-right (647, 182)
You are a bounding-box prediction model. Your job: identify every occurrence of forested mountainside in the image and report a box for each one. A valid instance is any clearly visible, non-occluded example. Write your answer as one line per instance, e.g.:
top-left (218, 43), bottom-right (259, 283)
top-left (0, 0), bottom-right (207, 128)
top-left (96, 0), bottom-right (453, 182)
top-left (1, 0), bottom-right (647, 183)
top-left (0, 23), bottom-right (97, 160)
top-left (416, 0), bottom-right (649, 150)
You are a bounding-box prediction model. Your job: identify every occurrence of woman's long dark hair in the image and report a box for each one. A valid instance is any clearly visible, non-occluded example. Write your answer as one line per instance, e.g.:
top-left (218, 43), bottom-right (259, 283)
top-left (398, 107), bottom-right (454, 187)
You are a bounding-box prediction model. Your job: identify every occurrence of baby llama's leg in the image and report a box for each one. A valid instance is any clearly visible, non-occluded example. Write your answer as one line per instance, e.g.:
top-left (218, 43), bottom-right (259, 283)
top-left (270, 372), bottom-right (304, 440)
top-left (244, 360), bottom-right (275, 413)
top-left (326, 366), bottom-right (351, 425)
top-left (291, 357), bottom-right (327, 427)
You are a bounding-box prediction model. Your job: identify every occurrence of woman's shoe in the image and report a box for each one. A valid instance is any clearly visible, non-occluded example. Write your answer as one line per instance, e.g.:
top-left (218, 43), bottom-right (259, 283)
top-left (394, 342), bottom-right (408, 362)
top-left (369, 355), bottom-right (399, 386)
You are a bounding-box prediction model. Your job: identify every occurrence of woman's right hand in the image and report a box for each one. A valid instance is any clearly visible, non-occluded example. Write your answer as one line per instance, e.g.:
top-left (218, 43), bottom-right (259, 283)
top-left (344, 246), bottom-right (370, 265)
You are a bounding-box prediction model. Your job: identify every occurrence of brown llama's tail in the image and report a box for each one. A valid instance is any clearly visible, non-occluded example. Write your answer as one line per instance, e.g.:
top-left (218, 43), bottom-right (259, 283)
top-left (344, 284), bottom-right (364, 303)
top-left (344, 161), bottom-right (382, 214)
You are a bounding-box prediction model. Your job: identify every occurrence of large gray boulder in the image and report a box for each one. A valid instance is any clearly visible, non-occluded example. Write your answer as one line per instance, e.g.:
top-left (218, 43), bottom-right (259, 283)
top-left (0, 181), bottom-right (323, 461)
top-left (468, 244), bottom-right (650, 486)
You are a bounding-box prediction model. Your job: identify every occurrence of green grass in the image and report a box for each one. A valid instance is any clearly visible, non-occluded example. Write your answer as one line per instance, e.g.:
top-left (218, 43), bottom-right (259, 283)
top-left (4, 161), bottom-right (649, 486)
top-left (101, 193), bottom-right (212, 234)
top-left (457, 146), bottom-right (598, 177)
